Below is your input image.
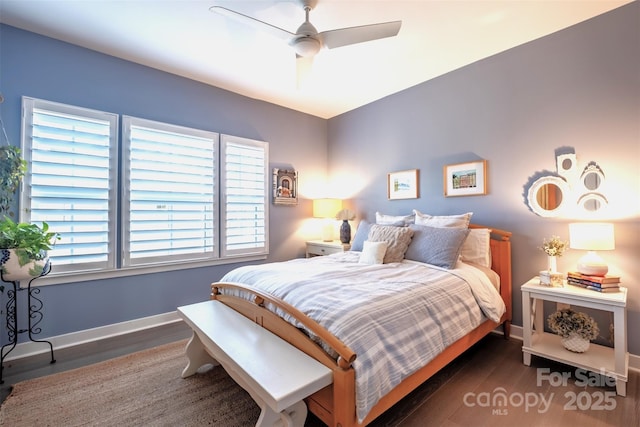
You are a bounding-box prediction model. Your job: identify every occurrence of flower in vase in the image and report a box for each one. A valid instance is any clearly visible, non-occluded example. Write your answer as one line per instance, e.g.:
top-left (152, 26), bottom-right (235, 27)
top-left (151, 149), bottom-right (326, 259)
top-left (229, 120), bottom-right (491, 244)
top-left (540, 235), bottom-right (568, 257)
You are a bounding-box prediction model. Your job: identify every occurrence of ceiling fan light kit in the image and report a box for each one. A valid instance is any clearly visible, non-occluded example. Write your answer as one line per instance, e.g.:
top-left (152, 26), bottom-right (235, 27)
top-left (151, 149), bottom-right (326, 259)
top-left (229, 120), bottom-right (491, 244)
top-left (293, 37), bottom-right (321, 57)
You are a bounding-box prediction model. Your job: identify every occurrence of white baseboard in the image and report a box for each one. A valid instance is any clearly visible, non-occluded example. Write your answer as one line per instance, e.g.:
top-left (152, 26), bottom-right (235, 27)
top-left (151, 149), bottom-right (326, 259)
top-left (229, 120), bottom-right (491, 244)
top-left (508, 324), bottom-right (640, 372)
top-left (3, 311), bottom-right (182, 362)
top-left (6, 316), bottom-right (639, 374)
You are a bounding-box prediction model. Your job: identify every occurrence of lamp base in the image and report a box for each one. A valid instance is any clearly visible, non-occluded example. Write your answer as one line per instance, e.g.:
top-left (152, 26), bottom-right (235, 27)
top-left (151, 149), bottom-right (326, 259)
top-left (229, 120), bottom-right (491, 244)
top-left (577, 251), bottom-right (608, 276)
top-left (321, 223), bottom-right (334, 242)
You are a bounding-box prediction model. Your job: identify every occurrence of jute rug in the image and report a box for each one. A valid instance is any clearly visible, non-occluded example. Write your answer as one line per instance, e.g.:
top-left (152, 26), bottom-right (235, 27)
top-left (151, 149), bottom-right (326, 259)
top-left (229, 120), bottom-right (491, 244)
top-left (0, 336), bottom-right (470, 427)
top-left (0, 340), bottom-right (262, 426)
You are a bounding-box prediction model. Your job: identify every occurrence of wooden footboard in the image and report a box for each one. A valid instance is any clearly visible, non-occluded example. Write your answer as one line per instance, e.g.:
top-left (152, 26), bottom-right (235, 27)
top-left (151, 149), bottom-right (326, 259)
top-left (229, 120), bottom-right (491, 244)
top-left (211, 224), bottom-right (512, 427)
top-left (211, 283), bottom-right (357, 426)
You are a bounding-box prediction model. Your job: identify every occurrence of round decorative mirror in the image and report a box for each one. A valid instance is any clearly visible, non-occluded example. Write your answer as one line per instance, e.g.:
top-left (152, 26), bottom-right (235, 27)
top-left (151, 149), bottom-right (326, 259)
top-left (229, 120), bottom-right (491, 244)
top-left (526, 176), bottom-right (569, 217)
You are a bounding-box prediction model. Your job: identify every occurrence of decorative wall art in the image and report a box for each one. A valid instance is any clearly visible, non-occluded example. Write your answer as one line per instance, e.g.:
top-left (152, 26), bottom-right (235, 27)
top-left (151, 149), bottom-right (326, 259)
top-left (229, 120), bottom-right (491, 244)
top-left (272, 168), bottom-right (298, 205)
top-left (443, 160), bottom-right (487, 197)
top-left (388, 169), bottom-right (419, 200)
top-left (523, 149), bottom-right (609, 218)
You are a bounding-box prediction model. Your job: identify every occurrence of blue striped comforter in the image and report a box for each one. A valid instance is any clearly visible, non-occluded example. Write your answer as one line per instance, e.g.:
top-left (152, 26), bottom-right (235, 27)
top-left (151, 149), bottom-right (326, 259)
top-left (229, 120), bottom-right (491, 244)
top-left (220, 252), bottom-right (505, 422)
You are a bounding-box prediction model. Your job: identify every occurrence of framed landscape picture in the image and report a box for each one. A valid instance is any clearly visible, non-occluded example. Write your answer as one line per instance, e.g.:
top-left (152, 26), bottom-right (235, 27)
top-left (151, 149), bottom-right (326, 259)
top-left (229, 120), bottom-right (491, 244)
top-left (444, 160), bottom-right (487, 197)
top-left (388, 169), bottom-right (419, 200)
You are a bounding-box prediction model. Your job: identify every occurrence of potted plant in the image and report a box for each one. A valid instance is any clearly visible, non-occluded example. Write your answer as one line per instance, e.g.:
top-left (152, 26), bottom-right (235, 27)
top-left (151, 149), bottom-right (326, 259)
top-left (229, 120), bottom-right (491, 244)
top-left (547, 308), bottom-right (599, 353)
top-left (0, 143), bottom-right (60, 282)
top-left (0, 217), bottom-right (60, 281)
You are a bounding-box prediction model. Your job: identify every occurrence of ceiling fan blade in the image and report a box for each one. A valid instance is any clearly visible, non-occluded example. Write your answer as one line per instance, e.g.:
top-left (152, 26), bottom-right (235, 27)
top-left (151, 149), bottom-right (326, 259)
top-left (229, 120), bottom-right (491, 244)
top-left (210, 6), bottom-right (294, 42)
top-left (296, 54), bottom-right (314, 89)
top-left (320, 21), bottom-right (401, 49)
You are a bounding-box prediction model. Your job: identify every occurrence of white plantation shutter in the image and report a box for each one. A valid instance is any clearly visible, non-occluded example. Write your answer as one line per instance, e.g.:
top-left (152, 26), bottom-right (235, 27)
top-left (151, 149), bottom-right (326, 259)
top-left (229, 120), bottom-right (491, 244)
top-left (20, 98), bottom-right (269, 278)
top-left (221, 135), bottom-right (269, 257)
top-left (21, 97), bottom-right (118, 273)
top-left (122, 117), bottom-right (218, 266)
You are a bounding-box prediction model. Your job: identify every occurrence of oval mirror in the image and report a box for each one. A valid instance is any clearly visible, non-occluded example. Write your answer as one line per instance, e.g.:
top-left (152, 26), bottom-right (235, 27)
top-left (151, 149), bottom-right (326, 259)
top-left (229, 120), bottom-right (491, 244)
top-left (583, 171), bottom-right (602, 191)
top-left (577, 193), bottom-right (608, 212)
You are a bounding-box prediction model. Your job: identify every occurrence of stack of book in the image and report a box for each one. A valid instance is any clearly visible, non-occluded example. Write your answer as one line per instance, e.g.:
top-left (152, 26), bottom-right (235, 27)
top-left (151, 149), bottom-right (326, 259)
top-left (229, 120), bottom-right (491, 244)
top-left (566, 271), bottom-right (621, 293)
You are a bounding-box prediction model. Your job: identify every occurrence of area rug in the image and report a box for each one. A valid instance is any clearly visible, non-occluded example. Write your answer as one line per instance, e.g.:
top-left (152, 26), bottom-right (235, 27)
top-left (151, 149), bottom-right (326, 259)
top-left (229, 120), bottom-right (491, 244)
top-left (0, 336), bottom-right (473, 427)
top-left (0, 340), bottom-right (262, 426)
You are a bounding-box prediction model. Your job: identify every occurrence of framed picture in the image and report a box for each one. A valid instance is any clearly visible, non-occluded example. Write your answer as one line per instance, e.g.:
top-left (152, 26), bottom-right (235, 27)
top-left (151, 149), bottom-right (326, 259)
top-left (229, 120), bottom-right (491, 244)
top-left (443, 160), bottom-right (487, 197)
top-left (388, 169), bottom-right (419, 200)
top-left (273, 168), bottom-right (298, 205)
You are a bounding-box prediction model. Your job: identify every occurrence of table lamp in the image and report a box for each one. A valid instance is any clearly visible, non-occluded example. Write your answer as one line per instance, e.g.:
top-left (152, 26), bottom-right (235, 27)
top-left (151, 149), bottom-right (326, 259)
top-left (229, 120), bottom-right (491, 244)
top-left (569, 222), bottom-right (615, 276)
top-left (313, 198), bottom-right (342, 241)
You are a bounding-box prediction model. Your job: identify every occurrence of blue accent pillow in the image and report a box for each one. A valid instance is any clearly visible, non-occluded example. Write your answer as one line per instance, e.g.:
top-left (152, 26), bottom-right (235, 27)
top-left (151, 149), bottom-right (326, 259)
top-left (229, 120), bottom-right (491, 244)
top-left (350, 220), bottom-right (372, 252)
top-left (404, 224), bottom-right (470, 269)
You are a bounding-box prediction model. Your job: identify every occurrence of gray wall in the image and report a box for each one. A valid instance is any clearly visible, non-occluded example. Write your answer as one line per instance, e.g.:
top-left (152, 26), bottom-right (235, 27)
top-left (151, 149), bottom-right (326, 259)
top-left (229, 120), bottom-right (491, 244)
top-left (328, 3), bottom-right (640, 354)
top-left (0, 25), bottom-right (327, 342)
top-left (1, 3), bottom-right (638, 357)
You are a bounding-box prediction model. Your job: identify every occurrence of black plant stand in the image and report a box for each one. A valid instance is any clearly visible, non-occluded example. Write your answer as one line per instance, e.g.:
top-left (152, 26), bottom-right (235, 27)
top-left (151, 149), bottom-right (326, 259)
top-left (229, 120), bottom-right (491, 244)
top-left (0, 264), bottom-right (55, 384)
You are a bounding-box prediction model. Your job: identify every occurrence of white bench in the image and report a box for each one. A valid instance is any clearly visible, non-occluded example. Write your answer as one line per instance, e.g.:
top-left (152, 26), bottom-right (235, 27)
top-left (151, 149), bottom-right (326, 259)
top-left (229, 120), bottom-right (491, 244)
top-left (177, 300), bottom-right (333, 427)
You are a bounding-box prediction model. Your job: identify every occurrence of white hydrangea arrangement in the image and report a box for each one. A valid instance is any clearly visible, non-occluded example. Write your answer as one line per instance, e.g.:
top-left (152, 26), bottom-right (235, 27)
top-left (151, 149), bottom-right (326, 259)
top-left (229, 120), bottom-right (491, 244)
top-left (540, 235), bottom-right (568, 257)
top-left (548, 308), bottom-right (599, 340)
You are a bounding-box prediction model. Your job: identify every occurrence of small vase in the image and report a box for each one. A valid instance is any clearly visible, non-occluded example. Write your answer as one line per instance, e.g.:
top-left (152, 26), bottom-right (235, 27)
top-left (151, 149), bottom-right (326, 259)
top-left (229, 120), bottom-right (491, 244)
top-left (547, 256), bottom-right (558, 272)
top-left (561, 333), bottom-right (590, 353)
top-left (339, 220), bottom-right (351, 244)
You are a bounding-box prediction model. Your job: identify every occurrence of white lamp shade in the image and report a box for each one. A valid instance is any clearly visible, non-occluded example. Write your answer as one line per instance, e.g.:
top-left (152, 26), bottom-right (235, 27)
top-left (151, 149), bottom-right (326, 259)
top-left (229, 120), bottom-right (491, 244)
top-left (569, 222), bottom-right (615, 276)
top-left (569, 222), bottom-right (615, 250)
top-left (313, 198), bottom-right (342, 219)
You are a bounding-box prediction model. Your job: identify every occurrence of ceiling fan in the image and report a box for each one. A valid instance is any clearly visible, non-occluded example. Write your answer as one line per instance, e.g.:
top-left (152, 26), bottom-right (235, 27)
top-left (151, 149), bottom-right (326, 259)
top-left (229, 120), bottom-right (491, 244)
top-left (210, 0), bottom-right (402, 85)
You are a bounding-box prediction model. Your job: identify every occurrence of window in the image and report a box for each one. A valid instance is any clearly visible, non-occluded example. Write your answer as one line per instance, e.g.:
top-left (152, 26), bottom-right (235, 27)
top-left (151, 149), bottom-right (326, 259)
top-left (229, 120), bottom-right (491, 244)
top-left (21, 97), bottom-right (119, 274)
top-left (122, 116), bottom-right (218, 266)
top-left (220, 134), bottom-right (269, 257)
top-left (21, 97), bottom-right (269, 279)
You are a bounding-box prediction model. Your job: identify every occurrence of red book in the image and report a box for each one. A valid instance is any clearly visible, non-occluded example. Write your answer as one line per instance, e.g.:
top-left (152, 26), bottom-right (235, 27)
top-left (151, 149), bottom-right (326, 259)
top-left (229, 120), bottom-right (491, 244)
top-left (567, 271), bottom-right (620, 284)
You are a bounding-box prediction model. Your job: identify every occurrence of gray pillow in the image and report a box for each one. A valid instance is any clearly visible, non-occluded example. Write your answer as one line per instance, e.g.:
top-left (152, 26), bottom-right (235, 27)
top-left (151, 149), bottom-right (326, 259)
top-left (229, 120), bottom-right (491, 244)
top-left (404, 224), bottom-right (470, 269)
top-left (350, 220), bottom-right (372, 252)
top-left (368, 224), bottom-right (414, 263)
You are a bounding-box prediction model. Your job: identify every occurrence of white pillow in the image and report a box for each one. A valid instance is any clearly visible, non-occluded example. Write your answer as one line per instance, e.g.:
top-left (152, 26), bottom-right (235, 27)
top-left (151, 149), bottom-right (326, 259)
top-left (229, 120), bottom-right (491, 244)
top-left (358, 240), bottom-right (387, 265)
top-left (413, 209), bottom-right (472, 228)
top-left (375, 211), bottom-right (414, 226)
top-left (460, 228), bottom-right (492, 268)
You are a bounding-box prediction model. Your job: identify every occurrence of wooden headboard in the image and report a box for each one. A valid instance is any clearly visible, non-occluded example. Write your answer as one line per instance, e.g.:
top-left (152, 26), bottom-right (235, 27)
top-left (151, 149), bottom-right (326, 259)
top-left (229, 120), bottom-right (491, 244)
top-left (469, 224), bottom-right (512, 337)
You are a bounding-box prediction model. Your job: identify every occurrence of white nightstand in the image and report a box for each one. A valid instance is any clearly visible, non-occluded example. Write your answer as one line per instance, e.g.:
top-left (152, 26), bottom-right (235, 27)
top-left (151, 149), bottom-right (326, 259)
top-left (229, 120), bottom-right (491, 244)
top-left (305, 240), bottom-right (350, 258)
top-left (521, 277), bottom-right (628, 396)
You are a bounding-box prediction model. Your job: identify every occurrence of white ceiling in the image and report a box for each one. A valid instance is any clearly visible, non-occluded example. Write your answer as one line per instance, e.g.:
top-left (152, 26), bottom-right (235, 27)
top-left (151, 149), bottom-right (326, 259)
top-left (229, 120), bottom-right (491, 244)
top-left (0, 1), bottom-right (632, 119)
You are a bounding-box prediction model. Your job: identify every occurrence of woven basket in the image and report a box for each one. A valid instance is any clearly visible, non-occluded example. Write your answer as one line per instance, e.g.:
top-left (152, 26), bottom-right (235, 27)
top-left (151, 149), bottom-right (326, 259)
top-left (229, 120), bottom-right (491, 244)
top-left (561, 333), bottom-right (590, 353)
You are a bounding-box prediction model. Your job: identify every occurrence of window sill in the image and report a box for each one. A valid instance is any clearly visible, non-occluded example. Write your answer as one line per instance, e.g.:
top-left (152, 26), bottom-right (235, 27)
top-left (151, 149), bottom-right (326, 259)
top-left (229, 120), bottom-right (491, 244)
top-left (22, 255), bottom-right (267, 287)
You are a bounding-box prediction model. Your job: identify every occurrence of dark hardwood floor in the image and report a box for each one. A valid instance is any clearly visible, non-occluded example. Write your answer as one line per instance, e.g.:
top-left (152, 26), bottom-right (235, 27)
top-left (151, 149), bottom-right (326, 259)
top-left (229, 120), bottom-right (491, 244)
top-left (1, 324), bottom-right (637, 426)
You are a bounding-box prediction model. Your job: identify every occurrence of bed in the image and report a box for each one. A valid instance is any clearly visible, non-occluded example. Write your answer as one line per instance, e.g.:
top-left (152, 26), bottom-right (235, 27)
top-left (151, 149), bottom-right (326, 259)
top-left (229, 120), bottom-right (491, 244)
top-left (210, 220), bottom-right (512, 427)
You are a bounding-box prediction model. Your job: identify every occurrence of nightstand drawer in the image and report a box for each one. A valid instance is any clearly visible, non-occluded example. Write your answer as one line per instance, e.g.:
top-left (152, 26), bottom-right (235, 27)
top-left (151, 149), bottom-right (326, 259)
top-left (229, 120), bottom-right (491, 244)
top-left (306, 240), bottom-right (350, 257)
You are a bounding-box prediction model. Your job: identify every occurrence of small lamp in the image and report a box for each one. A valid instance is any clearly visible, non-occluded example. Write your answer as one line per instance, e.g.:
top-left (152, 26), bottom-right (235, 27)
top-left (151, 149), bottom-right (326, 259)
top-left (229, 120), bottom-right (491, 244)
top-left (569, 222), bottom-right (615, 276)
top-left (313, 198), bottom-right (342, 241)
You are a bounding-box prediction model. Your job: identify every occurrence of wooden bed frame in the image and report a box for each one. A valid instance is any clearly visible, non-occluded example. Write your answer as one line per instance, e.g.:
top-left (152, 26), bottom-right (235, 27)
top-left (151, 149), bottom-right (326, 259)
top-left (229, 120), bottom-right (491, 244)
top-left (210, 225), bottom-right (512, 427)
